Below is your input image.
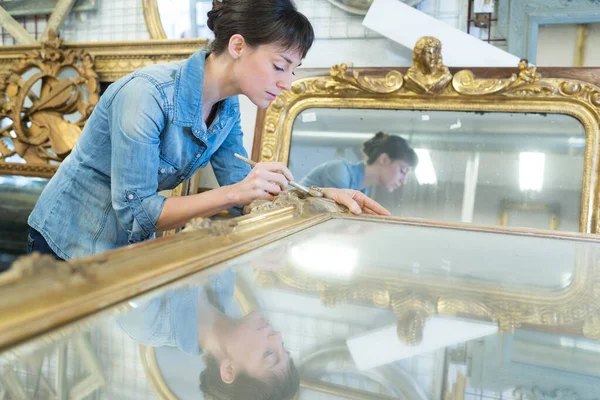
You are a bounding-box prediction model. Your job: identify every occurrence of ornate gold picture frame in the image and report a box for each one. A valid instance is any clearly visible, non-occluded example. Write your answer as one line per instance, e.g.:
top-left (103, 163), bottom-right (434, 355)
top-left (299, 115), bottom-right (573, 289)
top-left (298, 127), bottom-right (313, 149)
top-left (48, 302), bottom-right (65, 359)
top-left (0, 35), bottom-right (206, 178)
top-left (254, 38), bottom-right (600, 234)
top-left (499, 200), bottom-right (561, 230)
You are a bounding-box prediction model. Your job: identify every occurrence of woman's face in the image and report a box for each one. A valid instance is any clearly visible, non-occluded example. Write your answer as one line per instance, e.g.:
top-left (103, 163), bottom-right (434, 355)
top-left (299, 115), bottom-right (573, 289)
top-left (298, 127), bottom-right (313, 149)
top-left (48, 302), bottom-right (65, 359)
top-left (224, 312), bottom-right (290, 381)
top-left (380, 159), bottom-right (412, 193)
top-left (235, 43), bottom-right (303, 109)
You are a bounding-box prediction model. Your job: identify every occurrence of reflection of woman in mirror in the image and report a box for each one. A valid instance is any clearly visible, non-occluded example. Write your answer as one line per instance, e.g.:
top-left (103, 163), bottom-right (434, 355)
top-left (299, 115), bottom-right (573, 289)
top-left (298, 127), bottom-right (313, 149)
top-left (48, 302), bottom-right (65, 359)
top-left (300, 132), bottom-right (418, 196)
top-left (118, 270), bottom-right (298, 400)
top-left (26, 0), bottom-right (388, 262)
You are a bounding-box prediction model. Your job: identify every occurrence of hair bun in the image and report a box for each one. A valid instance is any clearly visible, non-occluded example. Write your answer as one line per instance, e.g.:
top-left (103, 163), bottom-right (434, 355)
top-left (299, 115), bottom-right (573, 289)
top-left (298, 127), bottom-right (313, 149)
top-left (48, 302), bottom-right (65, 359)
top-left (207, 0), bottom-right (225, 32)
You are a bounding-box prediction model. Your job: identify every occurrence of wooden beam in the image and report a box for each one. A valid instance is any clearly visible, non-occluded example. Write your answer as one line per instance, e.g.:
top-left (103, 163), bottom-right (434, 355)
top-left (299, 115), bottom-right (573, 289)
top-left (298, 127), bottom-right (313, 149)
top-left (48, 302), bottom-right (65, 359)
top-left (41, 0), bottom-right (77, 42)
top-left (0, 6), bottom-right (35, 44)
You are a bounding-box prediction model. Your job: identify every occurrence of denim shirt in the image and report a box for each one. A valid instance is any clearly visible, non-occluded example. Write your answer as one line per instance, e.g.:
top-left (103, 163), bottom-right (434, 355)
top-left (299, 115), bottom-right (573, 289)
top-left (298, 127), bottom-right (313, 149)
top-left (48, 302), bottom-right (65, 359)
top-left (299, 159), bottom-right (372, 197)
top-left (117, 269), bottom-right (236, 355)
top-left (28, 50), bottom-right (251, 260)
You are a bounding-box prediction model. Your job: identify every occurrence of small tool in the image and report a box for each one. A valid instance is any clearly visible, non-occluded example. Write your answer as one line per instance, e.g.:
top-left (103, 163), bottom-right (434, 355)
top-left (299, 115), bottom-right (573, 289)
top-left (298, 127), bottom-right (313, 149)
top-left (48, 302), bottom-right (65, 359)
top-left (233, 153), bottom-right (324, 198)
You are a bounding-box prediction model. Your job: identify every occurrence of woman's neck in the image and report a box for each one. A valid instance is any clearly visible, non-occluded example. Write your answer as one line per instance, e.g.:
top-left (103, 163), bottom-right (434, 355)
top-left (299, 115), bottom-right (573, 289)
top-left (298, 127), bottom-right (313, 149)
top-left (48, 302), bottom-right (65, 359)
top-left (363, 162), bottom-right (379, 188)
top-left (202, 52), bottom-right (240, 109)
top-left (197, 302), bottom-right (235, 358)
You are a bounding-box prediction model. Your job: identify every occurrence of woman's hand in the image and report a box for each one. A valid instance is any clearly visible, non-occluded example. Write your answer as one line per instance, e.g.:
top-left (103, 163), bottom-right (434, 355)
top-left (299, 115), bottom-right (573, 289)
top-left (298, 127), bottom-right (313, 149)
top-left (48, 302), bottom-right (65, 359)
top-left (321, 188), bottom-right (391, 216)
top-left (229, 162), bottom-right (293, 206)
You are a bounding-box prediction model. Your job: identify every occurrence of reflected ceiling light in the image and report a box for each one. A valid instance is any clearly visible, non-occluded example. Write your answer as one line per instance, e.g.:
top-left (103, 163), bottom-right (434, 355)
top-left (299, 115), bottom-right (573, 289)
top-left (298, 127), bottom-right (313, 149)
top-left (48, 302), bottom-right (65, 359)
top-left (568, 137), bottom-right (585, 147)
top-left (414, 149), bottom-right (437, 185)
top-left (290, 239), bottom-right (357, 278)
top-left (519, 152), bottom-right (545, 191)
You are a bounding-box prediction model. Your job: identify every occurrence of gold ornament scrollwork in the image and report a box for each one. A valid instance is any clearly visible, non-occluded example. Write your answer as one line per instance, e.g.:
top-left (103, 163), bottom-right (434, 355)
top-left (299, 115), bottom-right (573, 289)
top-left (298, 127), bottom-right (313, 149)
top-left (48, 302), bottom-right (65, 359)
top-left (0, 30), bottom-right (99, 167)
top-left (453, 59), bottom-right (557, 96)
top-left (330, 63), bottom-right (404, 94)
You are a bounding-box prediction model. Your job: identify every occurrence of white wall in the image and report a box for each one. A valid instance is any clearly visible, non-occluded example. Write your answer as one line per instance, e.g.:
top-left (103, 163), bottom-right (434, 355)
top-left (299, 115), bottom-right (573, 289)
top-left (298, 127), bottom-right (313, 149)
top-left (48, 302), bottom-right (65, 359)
top-left (536, 23), bottom-right (600, 67)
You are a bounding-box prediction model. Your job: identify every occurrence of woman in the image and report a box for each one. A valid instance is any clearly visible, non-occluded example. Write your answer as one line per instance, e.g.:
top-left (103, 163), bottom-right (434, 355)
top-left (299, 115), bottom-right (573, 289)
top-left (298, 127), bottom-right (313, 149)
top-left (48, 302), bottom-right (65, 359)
top-left (299, 132), bottom-right (419, 197)
top-left (118, 269), bottom-right (298, 399)
top-left (27, 0), bottom-right (389, 260)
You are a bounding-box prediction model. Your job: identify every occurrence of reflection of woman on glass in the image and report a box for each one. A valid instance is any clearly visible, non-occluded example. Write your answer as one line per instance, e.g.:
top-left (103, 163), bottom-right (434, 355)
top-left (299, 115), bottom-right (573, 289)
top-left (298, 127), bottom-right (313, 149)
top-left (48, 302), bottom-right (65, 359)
top-left (300, 132), bottom-right (418, 196)
top-left (26, 0), bottom-right (389, 261)
top-left (118, 270), bottom-right (298, 399)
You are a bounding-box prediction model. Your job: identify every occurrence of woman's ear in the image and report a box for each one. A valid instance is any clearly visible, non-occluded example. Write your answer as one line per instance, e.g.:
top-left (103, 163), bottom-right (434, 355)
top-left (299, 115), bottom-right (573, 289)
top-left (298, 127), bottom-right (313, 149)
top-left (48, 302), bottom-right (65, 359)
top-left (378, 153), bottom-right (391, 165)
top-left (219, 359), bottom-right (238, 384)
top-left (227, 34), bottom-right (246, 60)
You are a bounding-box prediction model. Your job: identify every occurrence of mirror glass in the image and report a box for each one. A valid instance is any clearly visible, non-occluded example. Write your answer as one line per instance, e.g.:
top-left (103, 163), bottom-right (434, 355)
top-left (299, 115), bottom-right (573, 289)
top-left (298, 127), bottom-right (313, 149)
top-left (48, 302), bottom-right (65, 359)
top-left (3, 218), bottom-right (600, 399)
top-left (0, 175), bottom-right (49, 271)
top-left (290, 108), bottom-right (586, 232)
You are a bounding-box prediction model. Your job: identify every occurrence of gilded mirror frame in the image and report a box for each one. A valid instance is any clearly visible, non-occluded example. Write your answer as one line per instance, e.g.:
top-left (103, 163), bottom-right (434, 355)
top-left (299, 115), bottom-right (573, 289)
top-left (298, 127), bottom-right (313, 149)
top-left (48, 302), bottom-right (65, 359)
top-left (3, 197), bottom-right (600, 395)
top-left (142, 0), bottom-right (167, 40)
top-left (254, 38), bottom-right (600, 234)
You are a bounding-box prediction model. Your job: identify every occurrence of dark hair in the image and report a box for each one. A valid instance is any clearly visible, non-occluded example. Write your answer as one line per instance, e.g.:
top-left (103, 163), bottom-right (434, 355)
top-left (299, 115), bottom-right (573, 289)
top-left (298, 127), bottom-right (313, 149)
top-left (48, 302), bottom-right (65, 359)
top-left (362, 132), bottom-right (419, 167)
top-left (200, 355), bottom-right (300, 400)
top-left (206, 0), bottom-right (314, 58)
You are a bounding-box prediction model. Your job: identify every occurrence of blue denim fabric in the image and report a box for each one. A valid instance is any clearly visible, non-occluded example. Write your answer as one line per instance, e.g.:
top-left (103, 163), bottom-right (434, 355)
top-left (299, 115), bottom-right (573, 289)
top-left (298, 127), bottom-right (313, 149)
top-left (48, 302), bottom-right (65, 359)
top-left (28, 50), bottom-right (251, 260)
top-left (299, 159), bottom-right (372, 197)
top-left (116, 269), bottom-right (236, 355)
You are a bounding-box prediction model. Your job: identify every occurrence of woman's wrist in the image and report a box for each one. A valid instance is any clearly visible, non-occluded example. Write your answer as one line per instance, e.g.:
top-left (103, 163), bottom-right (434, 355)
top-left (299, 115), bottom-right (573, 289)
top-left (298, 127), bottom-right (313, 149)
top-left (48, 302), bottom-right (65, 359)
top-left (221, 184), bottom-right (240, 208)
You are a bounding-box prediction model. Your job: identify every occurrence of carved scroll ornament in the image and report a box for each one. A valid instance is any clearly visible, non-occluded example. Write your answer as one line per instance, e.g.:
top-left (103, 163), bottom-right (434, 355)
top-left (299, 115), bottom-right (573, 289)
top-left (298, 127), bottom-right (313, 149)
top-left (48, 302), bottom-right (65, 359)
top-left (0, 30), bottom-right (99, 174)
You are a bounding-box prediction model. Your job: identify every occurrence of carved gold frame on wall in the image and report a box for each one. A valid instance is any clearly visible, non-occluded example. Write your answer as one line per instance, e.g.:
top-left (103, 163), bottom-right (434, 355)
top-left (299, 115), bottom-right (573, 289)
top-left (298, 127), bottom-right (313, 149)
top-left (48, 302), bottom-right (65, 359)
top-left (254, 38), bottom-right (600, 234)
top-left (499, 200), bottom-right (561, 231)
top-left (0, 36), bottom-right (206, 178)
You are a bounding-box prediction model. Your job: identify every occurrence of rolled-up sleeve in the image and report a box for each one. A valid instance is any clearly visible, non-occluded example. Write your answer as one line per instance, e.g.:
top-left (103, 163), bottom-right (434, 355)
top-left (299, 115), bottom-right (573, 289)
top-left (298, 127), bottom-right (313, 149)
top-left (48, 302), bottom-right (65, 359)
top-left (211, 113), bottom-right (252, 216)
top-left (108, 77), bottom-right (167, 243)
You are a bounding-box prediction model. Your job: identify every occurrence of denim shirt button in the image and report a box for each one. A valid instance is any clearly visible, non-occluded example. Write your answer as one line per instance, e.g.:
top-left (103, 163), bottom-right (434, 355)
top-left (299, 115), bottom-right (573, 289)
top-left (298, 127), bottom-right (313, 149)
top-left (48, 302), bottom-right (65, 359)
top-left (179, 175), bottom-right (185, 180)
top-left (127, 194), bottom-right (134, 200)
top-left (196, 154), bottom-right (201, 159)
top-left (160, 168), bottom-right (166, 174)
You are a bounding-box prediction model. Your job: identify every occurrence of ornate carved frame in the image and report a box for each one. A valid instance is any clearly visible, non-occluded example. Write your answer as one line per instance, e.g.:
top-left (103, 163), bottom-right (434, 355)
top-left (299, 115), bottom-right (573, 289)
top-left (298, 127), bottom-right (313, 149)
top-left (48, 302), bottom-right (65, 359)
top-left (3, 194), bottom-right (600, 385)
top-left (254, 43), bottom-right (600, 234)
top-left (142, 0), bottom-right (167, 40)
top-left (0, 36), bottom-right (206, 178)
top-left (499, 200), bottom-right (561, 231)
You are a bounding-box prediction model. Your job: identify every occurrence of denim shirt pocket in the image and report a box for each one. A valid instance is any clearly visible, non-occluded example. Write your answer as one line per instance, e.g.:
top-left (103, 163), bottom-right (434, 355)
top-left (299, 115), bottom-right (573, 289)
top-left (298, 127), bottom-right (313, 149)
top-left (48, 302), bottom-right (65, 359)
top-left (157, 154), bottom-right (180, 189)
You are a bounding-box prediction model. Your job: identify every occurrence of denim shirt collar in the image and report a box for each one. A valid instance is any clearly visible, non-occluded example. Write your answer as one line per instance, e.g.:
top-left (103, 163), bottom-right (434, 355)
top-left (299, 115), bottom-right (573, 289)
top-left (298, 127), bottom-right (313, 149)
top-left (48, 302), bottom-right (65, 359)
top-left (349, 161), bottom-right (366, 189)
top-left (174, 50), bottom-right (238, 139)
top-left (350, 161), bottom-right (372, 196)
top-left (173, 49), bottom-right (207, 132)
